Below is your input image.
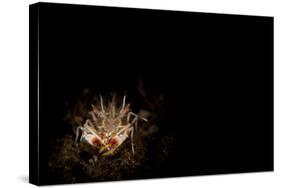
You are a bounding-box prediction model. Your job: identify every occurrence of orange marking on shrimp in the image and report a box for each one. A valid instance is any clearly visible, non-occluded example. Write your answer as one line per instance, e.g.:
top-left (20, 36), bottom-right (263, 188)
top-left (109, 138), bottom-right (118, 146)
top-left (92, 137), bottom-right (101, 145)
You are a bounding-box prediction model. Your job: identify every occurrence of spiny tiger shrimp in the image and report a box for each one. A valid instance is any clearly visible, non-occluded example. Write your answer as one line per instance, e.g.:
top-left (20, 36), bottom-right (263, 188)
top-left (76, 95), bottom-right (147, 156)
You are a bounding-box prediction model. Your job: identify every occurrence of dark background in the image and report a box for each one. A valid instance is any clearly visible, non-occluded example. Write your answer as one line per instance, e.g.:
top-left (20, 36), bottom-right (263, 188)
top-left (35, 2), bottom-right (273, 185)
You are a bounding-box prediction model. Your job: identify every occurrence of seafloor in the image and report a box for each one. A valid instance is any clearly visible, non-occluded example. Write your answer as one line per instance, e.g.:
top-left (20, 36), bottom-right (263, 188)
top-left (48, 88), bottom-right (175, 183)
